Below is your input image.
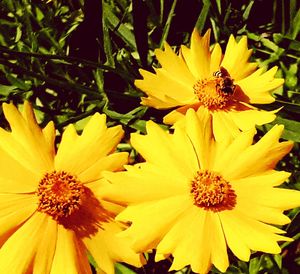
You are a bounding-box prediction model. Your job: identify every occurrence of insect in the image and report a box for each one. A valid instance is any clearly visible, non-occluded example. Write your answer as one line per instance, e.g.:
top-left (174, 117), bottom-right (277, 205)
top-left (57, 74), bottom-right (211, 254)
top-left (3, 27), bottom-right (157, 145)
top-left (213, 66), bottom-right (236, 95)
top-left (213, 70), bottom-right (223, 78)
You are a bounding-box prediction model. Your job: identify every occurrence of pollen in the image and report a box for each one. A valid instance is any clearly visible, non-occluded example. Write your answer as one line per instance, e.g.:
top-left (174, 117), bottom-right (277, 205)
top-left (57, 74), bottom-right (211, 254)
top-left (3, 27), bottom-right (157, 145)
top-left (37, 171), bottom-right (85, 220)
top-left (191, 170), bottom-right (236, 212)
top-left (193, 74), bottom-right (235, 110)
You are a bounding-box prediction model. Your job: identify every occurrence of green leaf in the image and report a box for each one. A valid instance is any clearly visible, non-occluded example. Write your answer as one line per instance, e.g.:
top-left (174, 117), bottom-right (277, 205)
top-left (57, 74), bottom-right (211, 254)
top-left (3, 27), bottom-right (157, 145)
top-left (261, 37), bottom-right (279, 52)
top-left (15, 25), bottom-right (22, 42)
top-left (242, 0), bottom-right (255, 20)
top-left (103, 23), bottom-right (115, 67)
top-left (273, 254), bottom-right (282, 269)
top-left (103, 108), bottom-right (133, 123)
top-left (129, 119), bottom-right (146, 132)
top-left (285, 75), bottom-right (298, 89)
top-left (0, 84), bottom-right (17, 96)
top-left (93, 69), bottom-right (108, 102)
top-left (249, 257), bottom-right (262, 274)
top-left (115, 263), bottom-right (136, 274)
top-left (289, 8), bottom-right (300, 39)
top-left (87, 252), bottom-right (97, 269)
top-left (195, 1), bottom-right (211, 34)
top-left (159, 0), bottom-right (177, 48)
top-left (35, 6), bottom-right (44, 21)
top-left (103, 2), bottom-right (136, 49)
top-left (266, 116), bottom-right (300, 142)
top-left (74, 116), bottom-right (92, 132)
top-left (5, 74), bottom-right (31, 91)
top-left (215, 0), bottom-right (221, 14)
top-left (103, 105), bottom-right (147, 126)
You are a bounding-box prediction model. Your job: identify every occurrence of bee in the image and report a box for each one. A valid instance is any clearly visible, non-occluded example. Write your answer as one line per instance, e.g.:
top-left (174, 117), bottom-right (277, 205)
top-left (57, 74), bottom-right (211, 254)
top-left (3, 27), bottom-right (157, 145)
top-left (213, 66), bottom-right (236, 95)
top-left (213, 70), bottom-right (223, 78)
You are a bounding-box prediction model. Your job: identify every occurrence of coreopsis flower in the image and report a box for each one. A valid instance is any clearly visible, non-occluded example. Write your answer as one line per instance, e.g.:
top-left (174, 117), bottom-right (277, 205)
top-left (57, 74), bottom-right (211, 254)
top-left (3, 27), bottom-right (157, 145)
top-left (135, 29), bottom-right (283, 141)
top-left (0, 102), bottom-right (143, 274)
top-left (101, 108), bottom-right (300, 274)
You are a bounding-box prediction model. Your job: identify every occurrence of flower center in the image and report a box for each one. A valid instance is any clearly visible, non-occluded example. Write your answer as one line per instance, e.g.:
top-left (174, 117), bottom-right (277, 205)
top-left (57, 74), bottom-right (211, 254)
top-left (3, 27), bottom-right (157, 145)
top-left (191, 170), bottom-right (236, 212)
top-left (37, 171), bottom-right (85, 220)
top-left (37, 170), bottom-right (114, 238)
top-left (193, 67), bottom-right (235, 110)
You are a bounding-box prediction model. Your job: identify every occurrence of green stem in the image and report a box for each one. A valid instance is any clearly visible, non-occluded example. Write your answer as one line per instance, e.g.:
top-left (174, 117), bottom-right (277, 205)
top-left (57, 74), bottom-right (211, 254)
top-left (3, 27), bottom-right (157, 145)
top-left (159, 0), bottom-right (178, 48)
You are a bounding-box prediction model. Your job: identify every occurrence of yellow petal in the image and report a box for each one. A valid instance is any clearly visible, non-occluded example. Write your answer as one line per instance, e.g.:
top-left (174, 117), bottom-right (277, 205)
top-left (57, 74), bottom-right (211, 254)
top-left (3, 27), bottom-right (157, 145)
top-left (116, 196), bottom-right (191, 252)
top-left (155, 42), bottom-right (196, 86)
top-left (156, 206), bottom-right (202, 255)
top-left (84, 221), bottom-right (143, 274)
top-left (181, 29), bottom-right (211, 79)
top-left (220, 210), bottom-right (289, 255)
top-left (54, 124), bottom-right (78, 166)
top-left (86, 237), bottom-right (114, 274)
top-left (229, 108), bottom-right (277, 131)
top-left (141, 95), bottom-right (181, 109)
top-left (102, 200), bottom-right (125, 215)
top-left (163, 109), bottom-right (186, 124)
top-left (159, 207), bottom-right (228, 274)
top-left (221, 35), bottom-right (257, 80)
top-left (161, 207), bottom-right (212, 274)
top-left (234, 179), bottom-right (300, 211)
top-left (136, 68), bottom-right (197, 105)
top-left (78, 152), bottom-right (128, 183)
top-left (235, 200), bottom-right (290, 226)
top-left (261, 188), bottom-right (300, 210)
top-left (0, 194), bottom-right (37, 237)
top-left (209, 213), bottom-right (229, 273)
top-left (213, 128), bottom-right (255, 173)
top-left (212, 111), bottom-right (241, 142)
top-left (0, 129), bottom-right (42, 177)
top-left (231, 172), bottom-right (293, 225)
top-left (171, 114), bottom-right (204, 171)
top-left (222, 125), bottom-right (293, 179)
top-left (210, 43), bottom-right (222, 74)
top-left (0, 146), bottom-right (39, 193)
top-left (222, 35), bottom-right (236, 58)
top-left (232, 170), bottom-right (290, 189)
top-left (42, 121), bottom-right (56, 154)
top-left (1, 102), bottom-right (54, 173)
top-left (22, 102), bottom-right (55, 159)
top-left (184, 108), bottom-right (214, 170)
top-left (50, 225), bottom-right (91, 274)
top-left (102, 165), bottom-right (189, 205)
top-left (33, 216), bottom-right (57, 274)
top-left (55, 113), bottom-right (124, 176)
top-left (218, 211), bottom-right (251, 261)
top-left (237, 67), bottom-right (283, 104)
top-left (85, 180), bottom-right (125, 214)
top-left (0, 213), bottom-right (49, 274)
top-left (0, 178), bottom-right (36, 194)
top-left (130, 121), bottom-right (195, 179)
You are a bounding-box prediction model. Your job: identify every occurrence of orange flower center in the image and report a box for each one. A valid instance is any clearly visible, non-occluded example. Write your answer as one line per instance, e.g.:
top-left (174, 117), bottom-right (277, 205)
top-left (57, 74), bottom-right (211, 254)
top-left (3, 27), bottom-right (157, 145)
top-left (191, 170), bottom-right (236, 212)
top-left (37, 170), bottom-right (114, 238)
top-left (37, 171), bottom-right (85, 219)
top-left (193, 68), bottom-right (236, 110)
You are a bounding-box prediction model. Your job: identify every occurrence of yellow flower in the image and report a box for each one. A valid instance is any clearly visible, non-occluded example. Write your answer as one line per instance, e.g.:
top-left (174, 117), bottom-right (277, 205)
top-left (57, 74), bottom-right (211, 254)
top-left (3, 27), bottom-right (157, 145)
top-left (135, 29), bottom-right (284, 141)
top-left (102, 108), bottom-right (300, 274)
top-left (0, 102), bottom-right (143, 274)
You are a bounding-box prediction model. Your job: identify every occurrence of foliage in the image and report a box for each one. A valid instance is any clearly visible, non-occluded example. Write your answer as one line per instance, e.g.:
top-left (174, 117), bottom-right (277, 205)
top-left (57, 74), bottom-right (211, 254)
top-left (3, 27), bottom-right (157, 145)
top-left (0, 0), bottom-right (299, 273)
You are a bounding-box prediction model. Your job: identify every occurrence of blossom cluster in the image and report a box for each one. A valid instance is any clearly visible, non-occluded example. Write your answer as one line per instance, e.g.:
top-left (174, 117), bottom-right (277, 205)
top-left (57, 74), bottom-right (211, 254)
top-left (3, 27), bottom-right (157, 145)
top-left (0, 29), bottom-right (299, 274)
